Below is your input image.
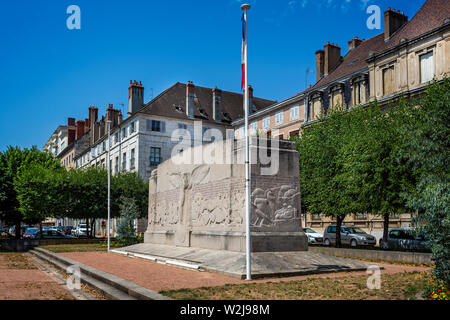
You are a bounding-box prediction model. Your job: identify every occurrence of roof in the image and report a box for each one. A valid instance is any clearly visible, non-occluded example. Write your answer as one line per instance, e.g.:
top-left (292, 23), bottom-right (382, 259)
top-left (312, 33), bottom-right (386, 90)
top-left (138, 82), bottom-right (276, 124)
top-left (386, 0), bottom-right (450, 49)
top-left (310, 0), bottom-right (450, 91)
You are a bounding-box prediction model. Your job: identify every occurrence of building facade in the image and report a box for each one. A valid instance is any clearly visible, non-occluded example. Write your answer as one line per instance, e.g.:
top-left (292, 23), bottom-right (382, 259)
top-left (300, 0), bottom-right (450, 239)
top-left (232, 0), bottom-right (450, 241)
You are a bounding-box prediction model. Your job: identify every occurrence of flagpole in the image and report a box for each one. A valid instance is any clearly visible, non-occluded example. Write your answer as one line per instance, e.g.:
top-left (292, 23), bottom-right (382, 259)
top-left (107, 120), bottom-right (111, 252)
top-left (241, 3), bottom-right (251, 281)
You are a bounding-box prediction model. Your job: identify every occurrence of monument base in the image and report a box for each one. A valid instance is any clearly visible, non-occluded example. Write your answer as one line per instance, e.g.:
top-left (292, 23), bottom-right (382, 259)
top-left (144, 230), bottom-right (308, 252)
top-left (114, 243), bottom-right (371, 279)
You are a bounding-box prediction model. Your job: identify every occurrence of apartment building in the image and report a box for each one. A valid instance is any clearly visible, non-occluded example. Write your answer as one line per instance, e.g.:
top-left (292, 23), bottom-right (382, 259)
top-left (302, 0), bottom-right (450, 239)
top-left (43, 125), bottom-right (68, 157)
top-left (233, 87), bottom-right (308, 140)
top-left (71, 80), bottom-right (274, 236)
top-left (232, 0), bottom-right (449, 240)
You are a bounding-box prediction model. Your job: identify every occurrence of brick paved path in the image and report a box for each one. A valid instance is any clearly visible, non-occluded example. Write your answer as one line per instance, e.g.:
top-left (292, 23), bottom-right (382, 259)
top-left (61, 251), bottom-right (431, 292)
top-left (0, 252), bottom-right (74, 300)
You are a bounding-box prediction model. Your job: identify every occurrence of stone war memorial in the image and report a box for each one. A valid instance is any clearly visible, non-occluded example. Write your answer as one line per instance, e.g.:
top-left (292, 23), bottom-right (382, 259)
top-left (118, 137), bottom-right (369, 278)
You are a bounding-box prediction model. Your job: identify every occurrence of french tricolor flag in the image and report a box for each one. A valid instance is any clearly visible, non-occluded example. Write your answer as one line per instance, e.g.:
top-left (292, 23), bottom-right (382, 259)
top-left (241, 12), bottom-right (246, 91)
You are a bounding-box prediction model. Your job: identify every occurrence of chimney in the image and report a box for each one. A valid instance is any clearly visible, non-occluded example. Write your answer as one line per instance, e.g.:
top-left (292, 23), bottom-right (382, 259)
top-left (68, 128), bottom-right (76, 145)
top-left (88, 106), bottom-right (98, 128)
top-left (84, 119), bottom-right (90, 132)
top-left (315, 50), bottom-right (325, 81)
top-left (68, 118), bottom-right (76, 127)
top-left (384, 8), bottom-right (408, 41)
top-left (348, 37), bottom-right (363, 52)
top-left (324, 42), bottom-right (341, 75)
top-left (76, 120), bottom-right (85, 140)
top-left (186, 81), bottom-right (195, 118)
top-left (128, 80), bottom-right (144, 115)
top-left (106, 104), bottom-right (113, 124)
top-left (212, 86), bottom-right (222, 122)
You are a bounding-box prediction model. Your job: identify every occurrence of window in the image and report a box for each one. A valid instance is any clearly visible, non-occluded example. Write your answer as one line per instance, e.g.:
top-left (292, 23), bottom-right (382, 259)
top-left (115, 156), bottom-right (119, 173)
top-left (122, 127), bottom-right (127, 138)
top-left (275, 111), bottom-right (284, 125)
top-left (262, 116), bottom-right (270, 129)
top-left (122, 152), bottom-right (127, 170)
top-left (327, 226), bottom-right (336, 233)
top-left (178, 123), bottom-right (187, 130)
top-left (290, 106), bottom-right (299, 120)
top-left (239, 127), bottom-right (245, 137)
top-left (151, 120), bottom-right (160, 132)
top-left (130, 148), bottom-right (135, 169)
top-left (250, 122), bottom-right (257, 135)
top-left (114, 132), bottom-right (119, 144)
top-left (290, 130), bottom-right (299, 139)
top-left (355, 213), bottom-right (368, 220)
top-left (383, 66), bottom-right (395, 96)
top-left (130, 121), bottom-right (136, 134)
top-left (150, 147), bottom-right (162, 166)
top-left (420, 51), bottom-right (434, 84)
top-left (353, 81), bottom-right (365, 105)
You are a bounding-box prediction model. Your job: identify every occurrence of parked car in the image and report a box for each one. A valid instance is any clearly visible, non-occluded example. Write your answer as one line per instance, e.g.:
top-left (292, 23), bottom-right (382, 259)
top-left (323, 225), bottom-right (376, 247)
top-left (73, 224), bottom-right (87, 237)
top-left (61, 226), bottom-right (74, 235)
top-left (23, 228), bottom-right (40, 239)
top-left (34, 229), bottom-right (74, 239)
top-left (8, 225), bottom-right (30, 237)
top-left (0, 226), bottom-right (9, 237)
top-left (303, 228), bottom-right (323, 244)
top-left (379, 228), bottom-right (430, 252)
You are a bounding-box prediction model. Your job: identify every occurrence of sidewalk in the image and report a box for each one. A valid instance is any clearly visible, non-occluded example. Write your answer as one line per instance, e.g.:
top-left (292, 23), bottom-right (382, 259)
top-left (61, 251), bottom-right (431, 293)
top-left (0, 252), bottom-right (74, 300)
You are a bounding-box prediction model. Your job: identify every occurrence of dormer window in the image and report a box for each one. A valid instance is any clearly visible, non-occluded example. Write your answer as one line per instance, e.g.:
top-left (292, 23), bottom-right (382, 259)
top-left (351, 75), bottom-right (368, 106)
top-left (173, 104), bottom-right (183, 113)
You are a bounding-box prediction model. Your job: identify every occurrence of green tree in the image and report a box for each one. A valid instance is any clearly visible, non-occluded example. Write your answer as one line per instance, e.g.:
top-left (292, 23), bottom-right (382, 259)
top-left (113, 172), bottom-right (148, 218)
top-left (297, 106), bottom-right (355, 247)
top-left (401, 79), bottom-right (450, 285)
top-left (14, 163), bottom-right (67, 237)
top-left (116, 197), bottom-right (140, 246)
top-left (0, 146), bottom-right (60, 238)
top-left (339, 102), bottom-right (414, 244)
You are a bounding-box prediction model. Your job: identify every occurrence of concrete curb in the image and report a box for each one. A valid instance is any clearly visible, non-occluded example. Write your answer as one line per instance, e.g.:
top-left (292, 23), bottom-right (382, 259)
top-left (309, 246), bottom-right (433, 265)
top-left (31, 247), bottom-right (171, 300)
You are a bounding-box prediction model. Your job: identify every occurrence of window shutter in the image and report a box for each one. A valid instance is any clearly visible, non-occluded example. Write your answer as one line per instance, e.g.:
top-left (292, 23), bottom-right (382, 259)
top-left (421, 52), bottom-right (434, 83)
top-left (146, 119), bottom-right (151, 131)
top-left (161, 121), bottom-right (166, 133)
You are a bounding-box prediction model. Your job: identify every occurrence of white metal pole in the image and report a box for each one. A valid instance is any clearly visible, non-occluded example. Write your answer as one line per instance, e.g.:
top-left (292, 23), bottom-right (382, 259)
top-left (241, 3), bottom-right (251, 281)
top-left (107, 120), bottom-right (111, 252)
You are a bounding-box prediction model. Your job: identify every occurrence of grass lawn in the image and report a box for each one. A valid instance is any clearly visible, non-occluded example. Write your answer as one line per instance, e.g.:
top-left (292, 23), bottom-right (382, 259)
top-left (40, 242), bottom-right (122, 253)
top-left (161, 271), bottom-right (434, 300)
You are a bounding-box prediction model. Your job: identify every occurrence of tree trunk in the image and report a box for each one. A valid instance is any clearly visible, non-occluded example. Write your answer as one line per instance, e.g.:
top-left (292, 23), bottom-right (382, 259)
top-left (91, 219), bottom-right (95, 238)
top-left (382, 213), bottom-right (390, 244)
top-left (15, 221), bottom-right (21, 240)
top-left (39, 222), bottom-right (43, 239)
top-left (336, 216), bottom-right (343, 248)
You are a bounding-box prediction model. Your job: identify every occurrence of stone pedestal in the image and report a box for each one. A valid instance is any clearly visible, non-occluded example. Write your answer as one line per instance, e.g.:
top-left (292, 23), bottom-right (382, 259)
top-left (144, 137), bottom-right (308, 252)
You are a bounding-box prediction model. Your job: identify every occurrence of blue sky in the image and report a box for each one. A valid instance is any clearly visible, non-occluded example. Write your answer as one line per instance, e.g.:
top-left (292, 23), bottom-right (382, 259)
top-left (0, 0), bottom-right (425, 151)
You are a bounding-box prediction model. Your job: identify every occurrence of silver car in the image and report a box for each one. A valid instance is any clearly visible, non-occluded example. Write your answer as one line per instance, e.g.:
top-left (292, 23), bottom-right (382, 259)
top-left (323, 225), bottom-right (376, 247)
